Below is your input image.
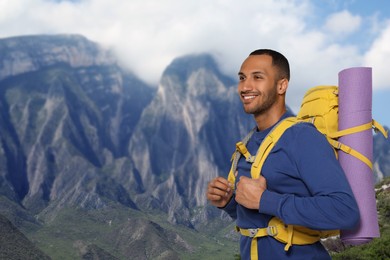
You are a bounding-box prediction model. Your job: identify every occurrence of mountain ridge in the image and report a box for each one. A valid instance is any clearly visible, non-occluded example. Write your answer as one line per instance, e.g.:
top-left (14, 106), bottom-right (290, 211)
top-left (0, 34), bottom-right (115, 81)
top-left (0, 34), bottom-right (389, 259)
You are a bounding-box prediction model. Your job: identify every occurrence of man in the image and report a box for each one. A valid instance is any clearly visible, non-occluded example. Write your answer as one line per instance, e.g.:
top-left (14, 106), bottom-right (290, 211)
top-left (206, 49), bottom-right (359, 259)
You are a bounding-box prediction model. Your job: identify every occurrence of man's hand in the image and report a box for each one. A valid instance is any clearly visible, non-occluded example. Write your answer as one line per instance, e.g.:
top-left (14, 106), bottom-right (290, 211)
top-left (235, 176), bottom-right (267, 210)
top-left (206, 177), bottom-right (233, 208)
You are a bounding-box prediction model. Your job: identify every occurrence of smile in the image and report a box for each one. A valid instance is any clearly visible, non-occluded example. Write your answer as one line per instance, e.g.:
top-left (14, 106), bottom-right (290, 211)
top-left (243, 95), bottom-right (256, 100)
top-left (241, 92), bottom-right (259, 101)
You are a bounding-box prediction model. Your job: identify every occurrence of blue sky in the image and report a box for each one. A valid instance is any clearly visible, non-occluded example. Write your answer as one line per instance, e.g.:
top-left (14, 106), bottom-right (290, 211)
top-left (0, 0), bottom-right (389, 128)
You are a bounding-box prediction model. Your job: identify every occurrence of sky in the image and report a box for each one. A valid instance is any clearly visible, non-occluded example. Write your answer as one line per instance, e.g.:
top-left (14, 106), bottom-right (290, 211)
top-left (0, 0), bottom-right (389, 128)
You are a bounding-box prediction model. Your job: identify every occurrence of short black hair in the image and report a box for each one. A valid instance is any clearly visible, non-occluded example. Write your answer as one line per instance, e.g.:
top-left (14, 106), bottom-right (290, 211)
top-left (249, 49), bottom-right (290, 81)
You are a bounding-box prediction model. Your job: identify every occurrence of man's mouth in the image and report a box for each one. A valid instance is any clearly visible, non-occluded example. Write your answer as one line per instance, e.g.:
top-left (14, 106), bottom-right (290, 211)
top-left (241, 92), bottom-right (258, 101)
top-left (243, 95), bottom-right (256, 100)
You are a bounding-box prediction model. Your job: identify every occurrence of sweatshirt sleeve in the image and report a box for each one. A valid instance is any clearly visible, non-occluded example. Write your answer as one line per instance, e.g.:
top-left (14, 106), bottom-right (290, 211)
top-left (221, 194), bottom-right (238, 219)
top-left (259, 124), bottom-right (360, 231)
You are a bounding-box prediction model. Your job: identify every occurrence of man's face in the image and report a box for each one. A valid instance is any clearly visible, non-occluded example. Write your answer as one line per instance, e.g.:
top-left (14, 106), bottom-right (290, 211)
top-left (237, 54), bottom-right (279, 116)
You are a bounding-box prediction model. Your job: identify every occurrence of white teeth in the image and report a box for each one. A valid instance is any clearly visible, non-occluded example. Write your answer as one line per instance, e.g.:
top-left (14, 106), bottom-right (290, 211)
top-left (244, 95), bottom-right (255, 100)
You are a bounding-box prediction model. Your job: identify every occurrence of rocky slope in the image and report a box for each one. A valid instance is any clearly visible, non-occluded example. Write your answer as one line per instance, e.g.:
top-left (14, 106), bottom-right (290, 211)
top-left (0, 34), bottom-right (388, 259)
top-left (0, 214), bottom-right (50, 259)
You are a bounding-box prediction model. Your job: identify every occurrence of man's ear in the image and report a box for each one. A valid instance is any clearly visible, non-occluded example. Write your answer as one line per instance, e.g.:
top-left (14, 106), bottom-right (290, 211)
top-left (277, 78), bottom-right (288, 95)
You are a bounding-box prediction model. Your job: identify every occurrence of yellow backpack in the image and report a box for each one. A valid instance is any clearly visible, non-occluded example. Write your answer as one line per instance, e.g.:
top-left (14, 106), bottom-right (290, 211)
top-left (228, 86), bottom-right (388, 255)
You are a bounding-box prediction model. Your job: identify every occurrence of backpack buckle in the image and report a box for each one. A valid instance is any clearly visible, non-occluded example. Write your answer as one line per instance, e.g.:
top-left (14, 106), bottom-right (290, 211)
top-left (248, 228), bottom-right (258, 237)
top-left (246, 155), bottom-right (255, 163)
top-left (267, 226), bottom-right (278, 236)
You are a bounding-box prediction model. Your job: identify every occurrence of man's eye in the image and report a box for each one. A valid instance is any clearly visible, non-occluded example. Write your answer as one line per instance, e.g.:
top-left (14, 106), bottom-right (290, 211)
top-left (239, 76), bottom-right (245, 81)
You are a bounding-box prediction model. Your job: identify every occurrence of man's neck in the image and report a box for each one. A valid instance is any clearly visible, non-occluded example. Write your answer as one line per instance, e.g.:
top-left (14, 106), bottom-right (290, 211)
top-left (254, 107), bottom-right (287, 131)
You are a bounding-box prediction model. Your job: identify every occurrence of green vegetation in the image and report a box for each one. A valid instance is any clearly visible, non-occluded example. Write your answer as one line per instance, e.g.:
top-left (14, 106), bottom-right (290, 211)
top-left (331, 229), bottom-right (390, 260)
top-left (9, 177), bottom-right (390, 260)
top-left (30, 207), bottom-right (123, 259)
top-left (0, 214), bottom-right (50, 260)
top-left (24, 205), bottom-right (239, 259)
top-left (327, 177), bottom-right (390, 259)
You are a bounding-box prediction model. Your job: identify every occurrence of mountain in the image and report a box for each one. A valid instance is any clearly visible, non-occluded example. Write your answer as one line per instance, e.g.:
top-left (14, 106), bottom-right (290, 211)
top-left (0, 214), bottom-right (51, 259)
top-left (0, 34), bottom-right (388, 259)
top-left (128, 52), bottom-right (253, 227)
top-left (0, 34), bottom-right (154, 216)
top-left (0, 34), bottom-right (251, 258)
top-left (374, 127), bottom-right (390, 182)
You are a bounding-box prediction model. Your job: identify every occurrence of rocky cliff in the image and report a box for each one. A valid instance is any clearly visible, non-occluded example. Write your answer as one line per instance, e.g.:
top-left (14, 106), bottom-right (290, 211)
top-left (0, 34), bottom-right (389, 259)
top-left (0, 35), bottom-right (153, 219)
top-left (0, 34), bottom-right (254, 229)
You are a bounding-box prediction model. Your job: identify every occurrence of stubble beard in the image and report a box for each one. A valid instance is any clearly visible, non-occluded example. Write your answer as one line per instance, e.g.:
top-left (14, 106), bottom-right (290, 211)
top-left (243, 84), bottom-right (278, 116)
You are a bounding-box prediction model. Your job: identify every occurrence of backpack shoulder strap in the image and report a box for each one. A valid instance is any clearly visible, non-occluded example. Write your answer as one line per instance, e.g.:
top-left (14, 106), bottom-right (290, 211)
top-left (227, 127), bottom-right (256, 187)
top-left (251, 117), bottom-right (297, 179)
top-left (227, 117), bottom-right (298, 187)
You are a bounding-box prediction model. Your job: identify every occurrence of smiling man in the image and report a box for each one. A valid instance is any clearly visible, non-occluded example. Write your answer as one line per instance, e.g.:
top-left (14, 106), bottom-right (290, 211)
top-left (206, 49), bottom-right (360, 260)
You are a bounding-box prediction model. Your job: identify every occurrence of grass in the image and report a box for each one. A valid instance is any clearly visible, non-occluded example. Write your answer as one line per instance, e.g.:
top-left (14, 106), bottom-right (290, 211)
top-left (25, 205), bottom-right (239, 259)
top-left (25, 178), bottom-right (390, 259)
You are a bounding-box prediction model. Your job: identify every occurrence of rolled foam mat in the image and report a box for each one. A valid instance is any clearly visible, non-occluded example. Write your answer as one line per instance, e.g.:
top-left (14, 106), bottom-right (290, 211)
top-left (338, 67), bottom-right (380, 245)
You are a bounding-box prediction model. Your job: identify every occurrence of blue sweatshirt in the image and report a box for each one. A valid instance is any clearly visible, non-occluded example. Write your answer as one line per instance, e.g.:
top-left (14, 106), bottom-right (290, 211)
top-left (223, 112), bottom-right (360, 260)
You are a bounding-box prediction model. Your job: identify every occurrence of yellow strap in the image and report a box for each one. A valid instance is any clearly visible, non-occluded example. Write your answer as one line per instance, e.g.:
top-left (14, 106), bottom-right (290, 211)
top-left (327, 138), bottom-right (373, 170)
top-left (373, 119), bottom-right (388, 138)
top-left (328, 120), bottom-right (388, 139)
top-left (251, 136), bottom-right (273, 179)
top-left (268, 217), bottom-right (322, 246)
top-left (251, 117), bottom-right (297, 179)
top-left (236, 226), bottom-right (275, 238)
top-left (326, 119), bottom-right (389, 169)
top-left (237, 217), bottom-right (325, 257)
top-left (236, 142), bottom-right (255, 163)
top-left (251, 237), bottom-right (258, 260)
top-left (227, 167), bottom-right (236, 189)
top-left (236, 225), bottom-right (278, 260)
top-left (284, 225), bottom-right (294, 251)
top-left (328, 122), bottom-right (372, 139)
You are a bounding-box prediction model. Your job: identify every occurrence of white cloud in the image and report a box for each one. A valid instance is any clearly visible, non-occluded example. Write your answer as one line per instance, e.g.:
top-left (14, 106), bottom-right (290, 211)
top-left (0, 0), bottom-right (313, 85)
top-left (324, 10), bottom-right (362, 35)
top-left (0, 0), bottom-right (388, 98)
top-left (364, 20), bottom-right (390, 90)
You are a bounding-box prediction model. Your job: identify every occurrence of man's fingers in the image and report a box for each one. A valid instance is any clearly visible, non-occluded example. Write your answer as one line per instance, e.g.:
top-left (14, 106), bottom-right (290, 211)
top-left (210, 177), bottom-right (231, 191)
top-left (206, 177), bottom-right (233, 207)
top-left (214, 176), bottom-right (230, 186)
top-left (207, 193), bottom-right (223, 201)
top-left (208, 184), bottom-right (229, 197)
top-left (213, 181), bottom-right (231, 192)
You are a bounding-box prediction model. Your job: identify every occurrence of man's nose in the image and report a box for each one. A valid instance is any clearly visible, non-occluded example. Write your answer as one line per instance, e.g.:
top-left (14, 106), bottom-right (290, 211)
top-left (239, 79), bottom-right (253, 91)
